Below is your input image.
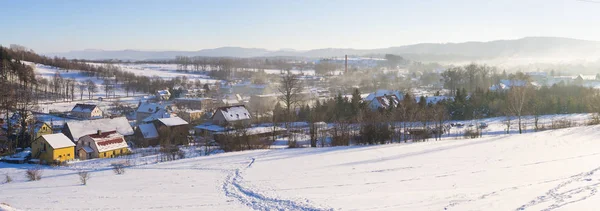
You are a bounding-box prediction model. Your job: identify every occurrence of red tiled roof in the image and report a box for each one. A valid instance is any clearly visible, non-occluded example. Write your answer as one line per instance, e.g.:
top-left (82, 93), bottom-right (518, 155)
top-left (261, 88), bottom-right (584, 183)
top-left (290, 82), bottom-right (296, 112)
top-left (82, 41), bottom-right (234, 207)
top-left (88, 130), bottom-right (118, 138)
top-left (97, 138), bottom-right (125, 146)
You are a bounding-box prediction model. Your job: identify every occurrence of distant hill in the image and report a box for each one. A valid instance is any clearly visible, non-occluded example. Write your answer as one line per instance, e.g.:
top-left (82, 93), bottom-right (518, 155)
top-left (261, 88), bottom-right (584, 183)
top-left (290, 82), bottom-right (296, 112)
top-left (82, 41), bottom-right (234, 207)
top-left (46, 37), bottom-right (600, 63)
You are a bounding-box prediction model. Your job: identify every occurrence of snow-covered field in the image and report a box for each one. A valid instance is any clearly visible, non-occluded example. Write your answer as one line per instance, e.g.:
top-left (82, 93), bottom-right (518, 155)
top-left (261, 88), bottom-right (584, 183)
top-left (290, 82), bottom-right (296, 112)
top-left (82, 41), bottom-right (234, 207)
top-left (3, 123), bottom-right (600, 210)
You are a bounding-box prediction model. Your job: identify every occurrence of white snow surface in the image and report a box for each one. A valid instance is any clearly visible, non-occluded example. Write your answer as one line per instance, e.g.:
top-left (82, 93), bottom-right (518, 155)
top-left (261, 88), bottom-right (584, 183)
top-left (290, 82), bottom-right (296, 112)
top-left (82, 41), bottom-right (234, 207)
top-left (3, 124), bottom-right (600, 210)
top-left (41, 134), bottom-right (75, 149)
top-left (65, 117), bottom-right (134, 141)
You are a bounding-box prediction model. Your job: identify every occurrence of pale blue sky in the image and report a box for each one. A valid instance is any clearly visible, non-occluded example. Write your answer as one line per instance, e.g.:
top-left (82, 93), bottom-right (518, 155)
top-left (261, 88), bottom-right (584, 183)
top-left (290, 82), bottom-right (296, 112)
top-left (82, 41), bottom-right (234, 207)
top-left (2, 0), bottom-right (599, 53)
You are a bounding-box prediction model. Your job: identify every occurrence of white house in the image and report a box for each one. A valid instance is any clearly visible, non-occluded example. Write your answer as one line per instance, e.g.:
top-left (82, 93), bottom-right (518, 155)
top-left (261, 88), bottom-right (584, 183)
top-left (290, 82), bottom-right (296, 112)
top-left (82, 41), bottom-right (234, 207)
top-left (364, 90), bottom-right (404, 102)
top-left (76, 130), bottom-right (130, 160)
top-left (61, 117), bottom-right (134, 143)
top-left (156, 89), bottom-right (171, 101)
top-left (211, 105), bottom-right (251, 126)
top-left (71, 104), bottom-right (103, 119)
top-left (369, 95), bottom-right (400, 110)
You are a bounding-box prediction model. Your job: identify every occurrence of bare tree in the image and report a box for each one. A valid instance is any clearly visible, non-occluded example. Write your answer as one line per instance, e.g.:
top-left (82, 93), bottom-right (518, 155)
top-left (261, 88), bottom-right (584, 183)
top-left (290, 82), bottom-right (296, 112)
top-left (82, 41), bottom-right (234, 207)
top-left (86, 79), bottom-right (97, 99)
top-left (78, 170), bottom-right (90, 185)
top-left (78, 82), bottom-right (86, 100)
top-left (507, 86), bottom-right (528, 134)
top-left (277, 71), bottom-right (303, 129)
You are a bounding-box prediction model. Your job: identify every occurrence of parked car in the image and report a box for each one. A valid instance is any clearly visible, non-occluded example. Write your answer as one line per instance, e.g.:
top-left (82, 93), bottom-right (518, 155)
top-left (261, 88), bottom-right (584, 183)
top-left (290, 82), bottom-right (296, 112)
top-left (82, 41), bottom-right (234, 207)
top-left (479, 122), bottom-right (489, 129)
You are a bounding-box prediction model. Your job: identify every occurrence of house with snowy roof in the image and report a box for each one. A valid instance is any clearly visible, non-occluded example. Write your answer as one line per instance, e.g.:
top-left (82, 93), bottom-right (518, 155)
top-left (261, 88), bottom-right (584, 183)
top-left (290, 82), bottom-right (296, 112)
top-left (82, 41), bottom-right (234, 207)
top-left (151, 117), bottom-right (190, 145)
top-left (364, 90), bottom-right (404, 102)
top-left (76, 130), bottom-right (130, 160)
top-left (31, 133), bottom-right (75, 164)
top-left (369, 94), bottom-right (400, 110)
top-left (211, 105), bottom-right (251, 127)
top-left (156, 89), bottom-right (171, 101)
top-left (61, 117), bottom-right (134, 143)
top-left (136, 101), bottom-right (172, 124)
top-left (70, 103), bottom-right (103, 119)
top-left (133, 123), bottom-right (159, 147)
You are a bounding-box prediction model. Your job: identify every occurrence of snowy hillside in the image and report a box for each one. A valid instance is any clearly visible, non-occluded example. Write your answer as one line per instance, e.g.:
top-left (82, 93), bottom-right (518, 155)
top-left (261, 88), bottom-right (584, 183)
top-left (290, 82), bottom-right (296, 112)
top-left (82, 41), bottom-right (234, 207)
top-left (2, 124), bottom-right (600, 210)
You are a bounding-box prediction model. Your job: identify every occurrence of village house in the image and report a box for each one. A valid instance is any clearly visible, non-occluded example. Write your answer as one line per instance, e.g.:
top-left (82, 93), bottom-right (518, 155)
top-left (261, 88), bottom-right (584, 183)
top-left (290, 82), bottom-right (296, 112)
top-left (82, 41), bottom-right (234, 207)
top-left (369, 94), bottom-right (400, 110)
top-left (156, 89), bottom-right (171, 101)
top-left (178, 110), bottom-right (205, 123)
top-left (70, 103), bottom-right (103, 119)
top-left (76, 130), bottom-right (130, 160)
top-left (31, 133), bottom-right (75, 164)
top-left (33, 121), bottom-right (53, 139)
top-left (61, 117), bottom-right (134, 143)
top-left (133, 123), bottom-right (159, 147)
top-left (363, 89), bottom-right (404, 102)
top-left (135, 101), bottom-right (172, 124)
top-left (211, 105), bottom-right (252, 127)
top-left (173, 97), bottom-right (214, 110)
top-left (195, 105), bottom-right (286, 149)
top-left (152, 117), bottom-right (190, 145)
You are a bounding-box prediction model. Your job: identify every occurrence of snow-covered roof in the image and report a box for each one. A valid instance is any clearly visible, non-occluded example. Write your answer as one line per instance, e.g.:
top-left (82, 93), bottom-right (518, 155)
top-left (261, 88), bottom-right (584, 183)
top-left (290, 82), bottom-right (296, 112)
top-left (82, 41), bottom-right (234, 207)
top-left (71, 104), bottom-right (98, 113)
top-left (136, 102), bottom-right (168, 113)
top-left (195, 124), bottom-right (226, 132)
top-left (64, 117), bottom-right (134, 141)
top-left (214, 105), bottom-right (251, 122)
top-left (41, 133), bottom-right (75, 149)
top-left (156, 89), bottom-right (170, 96)
top-left (158, 117), bottom-right (188, 127)
top-left (82, 146), bottom-right (94, 153)
top-left (364, 90), bottom-right (403, 101)
top-left (372, 95), bottom-right (399, 109)
top-left (86, 131), bottom-right (129, 153)
top-left (138, 123), bottom-right (158, 139)
top-left (141, 108), bottom-right (172, 123)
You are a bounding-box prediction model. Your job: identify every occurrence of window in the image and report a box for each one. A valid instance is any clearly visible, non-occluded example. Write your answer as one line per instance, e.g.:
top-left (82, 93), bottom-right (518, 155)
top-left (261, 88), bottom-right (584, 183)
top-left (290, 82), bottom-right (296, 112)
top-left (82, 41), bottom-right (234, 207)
top-left (104, 152), bottom-right (106, 157)
top-left (67, 154), bottom-right (70, 157)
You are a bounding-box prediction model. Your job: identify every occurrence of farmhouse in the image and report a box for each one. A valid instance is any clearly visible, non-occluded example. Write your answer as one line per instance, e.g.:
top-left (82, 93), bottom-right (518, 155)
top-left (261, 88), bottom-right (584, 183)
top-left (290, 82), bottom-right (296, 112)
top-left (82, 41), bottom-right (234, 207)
top-left (136, 101), bottom-right (172, 124)
top-left (31, 133), bottom-right (75, 164)
top-left (369, 94), bottom-right (400, 110)
top-left (133, 123), bottom-right (159, 147)
top-left (70, 103), bottom-right (103, 119)
top-left (156, 89), bottom-right (171, 100)
top-left (152, 117), bottom-right (190, 145)
top-left (76, 131), bottom-right (130, 160)
top-left (211, 105), bottom-right (251, 126)
top-left (173, 97), bottom-right (214, 110)
top-left (33, 121), bottom-right (53, 139)
top-left (61, 117), bottom-right (134, 143)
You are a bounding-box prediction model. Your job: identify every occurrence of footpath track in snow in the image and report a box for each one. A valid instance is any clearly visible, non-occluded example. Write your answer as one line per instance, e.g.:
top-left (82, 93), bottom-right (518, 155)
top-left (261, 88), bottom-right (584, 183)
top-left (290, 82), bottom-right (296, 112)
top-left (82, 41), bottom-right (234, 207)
top-left (516, 165), bottom-right (600, 211)
top-left (222, 153), bottom-right (331, 211)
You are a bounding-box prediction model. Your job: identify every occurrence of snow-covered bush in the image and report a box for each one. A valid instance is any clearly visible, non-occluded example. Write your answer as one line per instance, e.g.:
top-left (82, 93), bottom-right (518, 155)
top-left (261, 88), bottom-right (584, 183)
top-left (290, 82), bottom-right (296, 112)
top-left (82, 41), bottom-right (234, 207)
top-left (78, 171), bottom-right (90, 185)
top-left (463, 129), bottom-right (479, 139)
top-left (4, 174), bottom-right (12, 183)
top-left (26, 167), bottom-right (43, 181)
top-left (112, 163), bottom-right (126, 175)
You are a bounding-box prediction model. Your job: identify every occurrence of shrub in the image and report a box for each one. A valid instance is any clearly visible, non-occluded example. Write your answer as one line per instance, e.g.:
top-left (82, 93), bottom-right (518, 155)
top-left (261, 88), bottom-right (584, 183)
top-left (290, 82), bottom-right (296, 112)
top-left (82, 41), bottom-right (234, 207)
top-left (78, 171), bottom-right (90, 185)
top-left (588, 114), bottom-right (600, 125)
top-left (26, 167), bottom-right (43, 181)
top-left (463, 129), bottom-right (479, 139)
top-left (112, 163), bottom-right (126, 175)
top-left (4, 174), bottom-right (12, 183)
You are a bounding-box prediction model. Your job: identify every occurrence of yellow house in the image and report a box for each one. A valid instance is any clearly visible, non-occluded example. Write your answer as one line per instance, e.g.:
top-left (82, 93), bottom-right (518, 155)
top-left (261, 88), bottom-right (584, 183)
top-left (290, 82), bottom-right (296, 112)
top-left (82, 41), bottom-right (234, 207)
top-left (31, 133), bottom-right (75, 164)
top-left (76, 131), bottom-right (130, 160)
top-left (33, 122), bottom-right (53, 139)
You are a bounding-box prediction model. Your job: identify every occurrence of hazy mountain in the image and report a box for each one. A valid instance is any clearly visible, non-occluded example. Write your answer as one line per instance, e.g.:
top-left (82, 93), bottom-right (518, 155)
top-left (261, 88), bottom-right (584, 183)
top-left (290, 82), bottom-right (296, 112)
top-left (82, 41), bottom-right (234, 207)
top-left (46, 37), bottom-right (600, 63)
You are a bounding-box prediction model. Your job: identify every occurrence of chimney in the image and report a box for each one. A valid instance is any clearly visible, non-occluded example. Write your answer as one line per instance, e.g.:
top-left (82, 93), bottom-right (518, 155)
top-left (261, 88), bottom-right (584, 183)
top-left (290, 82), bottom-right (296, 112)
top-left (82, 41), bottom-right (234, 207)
top-left (345, 55), bottom-right (348, 73)
top-left (97, 130), bottom-right (102, 135)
